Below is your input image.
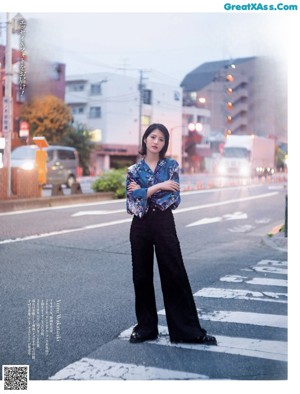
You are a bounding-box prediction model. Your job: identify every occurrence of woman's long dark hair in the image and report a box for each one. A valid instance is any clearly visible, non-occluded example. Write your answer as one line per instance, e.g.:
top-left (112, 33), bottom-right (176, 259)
top-left (139, 123), bottom-right (169, 159)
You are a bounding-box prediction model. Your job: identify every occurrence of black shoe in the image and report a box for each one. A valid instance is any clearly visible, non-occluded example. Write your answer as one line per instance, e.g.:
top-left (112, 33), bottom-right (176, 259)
top-left (172, 334), bottom-right (217, 346)
top-left (129, 330), bottom-right (158, 343)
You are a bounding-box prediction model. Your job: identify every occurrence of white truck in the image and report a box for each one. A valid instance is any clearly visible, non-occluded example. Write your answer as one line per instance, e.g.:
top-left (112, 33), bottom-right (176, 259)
top-left (218, 135), bottom-right (275, 177)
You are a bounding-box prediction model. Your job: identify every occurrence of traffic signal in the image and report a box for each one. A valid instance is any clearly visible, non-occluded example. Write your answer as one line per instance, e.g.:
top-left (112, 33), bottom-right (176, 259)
top-left (35, 149), bottom-right (47, 185)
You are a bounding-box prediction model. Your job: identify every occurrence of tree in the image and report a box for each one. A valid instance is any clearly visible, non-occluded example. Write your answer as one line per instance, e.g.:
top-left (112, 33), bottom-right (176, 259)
top-left (61, 124), bottom-right (95, 176)
top-left (20, 95), bottom-right (73, 144)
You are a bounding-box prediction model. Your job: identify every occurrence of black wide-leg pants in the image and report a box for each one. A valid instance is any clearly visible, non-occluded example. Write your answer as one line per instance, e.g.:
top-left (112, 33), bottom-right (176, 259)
top-left (129, 207), bottom-right (206, 342)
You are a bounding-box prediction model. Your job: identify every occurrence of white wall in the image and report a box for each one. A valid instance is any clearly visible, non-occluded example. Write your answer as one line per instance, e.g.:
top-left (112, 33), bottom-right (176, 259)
top-left (66, 72), bottom-right (183, 166)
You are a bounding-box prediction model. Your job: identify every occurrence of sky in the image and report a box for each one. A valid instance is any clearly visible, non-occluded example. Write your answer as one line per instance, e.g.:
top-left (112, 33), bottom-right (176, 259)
top-left (0, 4), bottom-right (294, 86)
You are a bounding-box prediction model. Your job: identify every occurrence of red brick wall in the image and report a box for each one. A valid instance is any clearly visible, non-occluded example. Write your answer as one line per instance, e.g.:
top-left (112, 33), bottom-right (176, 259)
top-left (0, 168), bottom-right (7, 199)
top-left (0, 168), bottom-right (39, 200)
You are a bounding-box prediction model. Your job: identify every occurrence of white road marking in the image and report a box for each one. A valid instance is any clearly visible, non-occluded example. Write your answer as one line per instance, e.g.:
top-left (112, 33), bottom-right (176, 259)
top-left (0, 218), bottom-right (132, 245)
top-left (72, 209), bottom-right (125, 217)
top-left (0, 192), bottom-right (278, 244)
top-left (49, 358), bottom-right (208, 380)
top-left (0, 184), bottom-right (266, 217)
top-left (256, 260), bottom-right (287, 266)
top-left (173, 192), bottom-right (278, 215)
top-left (220, 275), bottom-right (287, 287)
top-left (157, 309), bottom-right (287, 329)
top-left (51, 256), bottom-right (288, 379)
top-left (227, 225), bottom-right (256, 232)
top-left (71, 192), bottom-right (276, 221)
top-left (186, 211), bottom-right (247, 227)
top-left (246, 278), bottom-right (287, 286)
top-left (220, 275), bottom-right (248, 283)
top-left (194, 288), bottom-right (287, 303)
top-left (186, 216), bottom-right (222, 227)
top-left (253, 266), bottom-right (287, 275)
top-left (119, 325), bottom-right (287, 363)
top-left (0, 198), bottom-right (125, 216)
top-left (223, 212), bottom-right (248, 221)
top-left (255, 218), bottom-right (271, 224)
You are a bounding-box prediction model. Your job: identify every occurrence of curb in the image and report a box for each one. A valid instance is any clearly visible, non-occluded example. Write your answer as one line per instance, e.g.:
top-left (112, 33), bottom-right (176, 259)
top-left (262, 236), bottom-right (288, 253)
top-left (0, 192), bottom-right (114, 213)
top-left (262, 224), bottom-right (288, 252)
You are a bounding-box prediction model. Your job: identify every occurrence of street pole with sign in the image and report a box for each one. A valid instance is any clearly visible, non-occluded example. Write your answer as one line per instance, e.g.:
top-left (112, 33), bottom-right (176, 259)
top-left (2, 12), bottom-right (26, 198)
top-left (3, 13), bottom-right (12, 197)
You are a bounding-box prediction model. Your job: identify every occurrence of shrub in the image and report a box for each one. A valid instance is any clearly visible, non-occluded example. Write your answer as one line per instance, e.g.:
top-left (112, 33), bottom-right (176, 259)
top-left (91, 168), bottom-right (126, 199)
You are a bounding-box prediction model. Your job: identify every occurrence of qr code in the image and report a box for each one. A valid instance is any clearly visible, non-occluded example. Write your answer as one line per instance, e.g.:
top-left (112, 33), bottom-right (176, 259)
top-left (3, 366), bottom-right (29, 391)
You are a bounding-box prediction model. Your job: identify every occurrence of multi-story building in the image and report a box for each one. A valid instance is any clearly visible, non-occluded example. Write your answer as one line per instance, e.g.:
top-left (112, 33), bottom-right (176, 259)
top-left (180, 56), bottom-right (287, 143)
top-left (66, 73), bottom-right (183, 173)
top-left (0, 43), bottom-right (66, 148)
top-left (0, 45), bottom-right (25, 148)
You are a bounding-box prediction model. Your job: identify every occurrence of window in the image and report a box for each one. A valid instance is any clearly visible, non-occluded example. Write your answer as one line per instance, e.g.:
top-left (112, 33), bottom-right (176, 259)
top-left (143, 89), bottom-right (152, 105)
top-left (189, 92), bottom-right (197, 102)
top-left (68, 83), bottom-right (85, 92)
top-left (197, 115), bottom-right (207, 124)
top-left (58, 149), bottom-right (76, 160)
top-left (90, 84), bottom-right (102, 95)
top-left (71, 106), bottom-right (85, 115)
top-left (142, 115), bottom-right (151, 126)
top-left (50, 63), bottom-right (62, 80)
top-left (89, 107), bottom-right (101, 118)
top-left (186, 114), bottom-right (194, 124)
top-left (47, 151), bottom-right (54, 162)
top-left (174, 91), bottom-right (181, 101)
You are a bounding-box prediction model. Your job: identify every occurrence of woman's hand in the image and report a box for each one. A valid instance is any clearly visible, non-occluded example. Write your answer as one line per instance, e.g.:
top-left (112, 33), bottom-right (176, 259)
top-left (128, 181), bottom-right (141, 194)
top-left (159, 180), bottom-right (180, 192)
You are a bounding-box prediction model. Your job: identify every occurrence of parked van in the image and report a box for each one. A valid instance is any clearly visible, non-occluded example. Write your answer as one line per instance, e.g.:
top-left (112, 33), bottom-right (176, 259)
top-left (11, 145), bottom-right (79, 188)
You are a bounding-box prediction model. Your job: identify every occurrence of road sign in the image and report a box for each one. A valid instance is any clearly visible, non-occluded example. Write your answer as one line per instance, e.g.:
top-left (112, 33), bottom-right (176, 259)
top-left (33, 136), bottom-right (49, 149)
top-left (2, 97), bottom-right (12, 134)
top-left (19, 121), bottom-right (30, 138)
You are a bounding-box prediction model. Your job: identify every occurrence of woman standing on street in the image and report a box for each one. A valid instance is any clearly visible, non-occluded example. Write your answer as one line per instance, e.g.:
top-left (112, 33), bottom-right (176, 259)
top-left (126, 123), bottom-right (217, 345)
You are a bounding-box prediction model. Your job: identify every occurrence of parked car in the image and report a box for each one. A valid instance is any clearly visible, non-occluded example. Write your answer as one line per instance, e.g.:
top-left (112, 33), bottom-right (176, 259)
top-left (11, 145), bottom-right (79, 188)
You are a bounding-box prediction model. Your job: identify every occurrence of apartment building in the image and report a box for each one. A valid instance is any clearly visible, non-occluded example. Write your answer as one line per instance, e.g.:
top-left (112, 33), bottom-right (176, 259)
top-left (181, 56), bottom-right (287, 143)
top-left (66, 73), bottom-right (183, 173)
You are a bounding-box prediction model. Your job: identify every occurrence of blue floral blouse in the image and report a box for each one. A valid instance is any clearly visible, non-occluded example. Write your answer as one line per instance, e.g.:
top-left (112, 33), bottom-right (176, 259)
top-left (126, 158), bottom-right (181, 218)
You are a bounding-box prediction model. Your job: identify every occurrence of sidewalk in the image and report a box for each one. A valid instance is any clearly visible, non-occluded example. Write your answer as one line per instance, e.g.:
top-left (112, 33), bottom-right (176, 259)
top-left (0, 191), bottom-right (114, 213)
top-left (263, 225), bottom-right (288, 252)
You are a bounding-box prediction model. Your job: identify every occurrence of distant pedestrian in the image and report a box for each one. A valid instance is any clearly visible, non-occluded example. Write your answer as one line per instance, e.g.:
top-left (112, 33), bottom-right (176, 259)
top-left (126, 123), bottom-right (217, 345)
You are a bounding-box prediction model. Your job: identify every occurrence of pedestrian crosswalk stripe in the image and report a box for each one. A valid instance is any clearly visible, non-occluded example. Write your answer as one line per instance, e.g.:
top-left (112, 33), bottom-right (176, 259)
top-left (157, 309), bottom-right (287, 329)
top-left (245, 278), bottom-right (287, 286)
top-left (220, 275), bottom-right (287, 287)
top-left (194, 287), bottom-right (287, 303)
top-left (50, 257), bottom-right (288, 380)
top-left (119, 326), bottom-right (287, 363)
top-left (49, 358), bottom-right (209, 380)
top-left (253, 266), bottom-right (287, 275)
top-left (256, 260), bottom-right (287, 266)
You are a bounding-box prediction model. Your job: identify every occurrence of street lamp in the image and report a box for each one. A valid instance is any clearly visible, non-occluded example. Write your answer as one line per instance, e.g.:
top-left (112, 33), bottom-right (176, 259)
top-left (188, 122), bottom-right (203, 132)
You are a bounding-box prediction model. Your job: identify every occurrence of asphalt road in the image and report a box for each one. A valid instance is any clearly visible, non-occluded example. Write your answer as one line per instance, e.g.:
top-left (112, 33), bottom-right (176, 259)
top-left (0, 182), bottom-right (288, 385)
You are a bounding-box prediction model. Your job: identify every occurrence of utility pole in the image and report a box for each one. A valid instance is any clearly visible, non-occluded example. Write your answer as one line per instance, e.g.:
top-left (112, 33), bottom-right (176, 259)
top-left (138, 69), bottom-right (145, 149)
top-left (3, 13), bottom-right (13, 197)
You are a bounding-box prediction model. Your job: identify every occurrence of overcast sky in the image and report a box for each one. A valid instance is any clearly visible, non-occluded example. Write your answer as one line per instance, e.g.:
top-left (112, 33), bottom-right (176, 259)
top-left (1, 8), bottom-right (291, 86)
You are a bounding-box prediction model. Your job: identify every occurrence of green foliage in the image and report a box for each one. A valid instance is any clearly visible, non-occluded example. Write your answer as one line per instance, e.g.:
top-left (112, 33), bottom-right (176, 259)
top-left (61, 124), bottom-right (95, 175)
top-left (275, 146), bottom-right (287, 171)
top-left (91, 168), bottom-right (126, 199)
